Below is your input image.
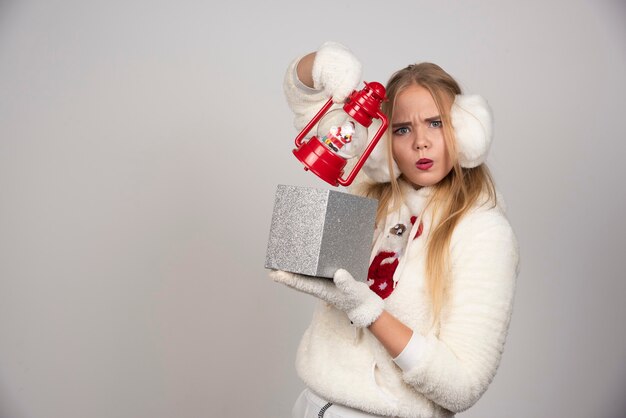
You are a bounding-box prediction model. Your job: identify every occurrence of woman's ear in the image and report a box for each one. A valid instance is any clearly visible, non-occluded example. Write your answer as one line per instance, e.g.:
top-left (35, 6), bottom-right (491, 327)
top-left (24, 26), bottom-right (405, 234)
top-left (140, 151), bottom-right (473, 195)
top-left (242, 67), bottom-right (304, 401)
top-left (450, 95), bottom-right (493, 168)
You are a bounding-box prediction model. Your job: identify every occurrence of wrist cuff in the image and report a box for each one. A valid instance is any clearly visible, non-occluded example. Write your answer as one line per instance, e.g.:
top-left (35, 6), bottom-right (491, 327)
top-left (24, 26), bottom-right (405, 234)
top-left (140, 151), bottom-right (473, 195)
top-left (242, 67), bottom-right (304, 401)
top-left (393, 330), bottom-right (426, 372)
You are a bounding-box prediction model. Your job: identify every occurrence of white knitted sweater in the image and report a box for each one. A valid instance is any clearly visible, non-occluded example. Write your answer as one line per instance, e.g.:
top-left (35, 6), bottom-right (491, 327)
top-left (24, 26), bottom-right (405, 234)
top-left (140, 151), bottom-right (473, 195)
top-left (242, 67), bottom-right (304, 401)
top-left (284, 58), bottom-right (520, 418)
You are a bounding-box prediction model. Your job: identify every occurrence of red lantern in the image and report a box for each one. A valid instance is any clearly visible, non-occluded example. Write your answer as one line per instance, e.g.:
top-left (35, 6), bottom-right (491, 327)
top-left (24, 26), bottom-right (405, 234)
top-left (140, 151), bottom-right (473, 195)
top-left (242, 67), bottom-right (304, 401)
top-left (293, 81), bottom-right (389, 187)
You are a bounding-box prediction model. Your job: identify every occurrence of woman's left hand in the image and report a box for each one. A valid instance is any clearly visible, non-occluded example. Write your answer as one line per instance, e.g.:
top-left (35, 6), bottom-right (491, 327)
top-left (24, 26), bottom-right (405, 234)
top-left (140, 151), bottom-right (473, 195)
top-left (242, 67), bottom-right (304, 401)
top-left (269, 269), bottom-right (384, 328)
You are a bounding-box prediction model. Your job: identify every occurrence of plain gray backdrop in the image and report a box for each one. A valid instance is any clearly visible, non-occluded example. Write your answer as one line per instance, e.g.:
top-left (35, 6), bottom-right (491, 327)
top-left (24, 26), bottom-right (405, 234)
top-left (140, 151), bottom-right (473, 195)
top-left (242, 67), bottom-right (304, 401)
top-left (1, 0), bottom-right (625, 417)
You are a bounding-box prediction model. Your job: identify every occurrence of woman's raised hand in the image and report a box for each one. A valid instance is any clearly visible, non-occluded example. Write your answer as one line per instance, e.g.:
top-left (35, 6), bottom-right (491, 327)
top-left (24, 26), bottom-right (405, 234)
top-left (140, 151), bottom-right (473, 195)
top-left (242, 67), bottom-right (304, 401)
top-left (310, 41), bottom-right (363, 103)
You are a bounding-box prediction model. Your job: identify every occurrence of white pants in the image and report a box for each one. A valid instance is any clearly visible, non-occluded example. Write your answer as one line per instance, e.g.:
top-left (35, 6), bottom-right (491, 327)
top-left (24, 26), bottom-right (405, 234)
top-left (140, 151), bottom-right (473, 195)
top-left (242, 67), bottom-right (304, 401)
top-left (292, 388), bottom-right (388, 418)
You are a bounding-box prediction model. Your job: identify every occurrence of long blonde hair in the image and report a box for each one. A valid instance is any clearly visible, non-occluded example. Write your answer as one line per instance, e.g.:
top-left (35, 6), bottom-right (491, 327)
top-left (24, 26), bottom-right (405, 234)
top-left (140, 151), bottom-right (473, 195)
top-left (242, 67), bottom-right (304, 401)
top-left (360, 63), bottom-right (497, 327)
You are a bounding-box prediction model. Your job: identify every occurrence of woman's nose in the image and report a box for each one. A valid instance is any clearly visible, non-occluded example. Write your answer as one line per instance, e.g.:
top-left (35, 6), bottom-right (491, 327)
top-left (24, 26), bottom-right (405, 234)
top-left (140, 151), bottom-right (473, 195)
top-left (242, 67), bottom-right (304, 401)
top-left (414, 128), bottom-right (430, 150)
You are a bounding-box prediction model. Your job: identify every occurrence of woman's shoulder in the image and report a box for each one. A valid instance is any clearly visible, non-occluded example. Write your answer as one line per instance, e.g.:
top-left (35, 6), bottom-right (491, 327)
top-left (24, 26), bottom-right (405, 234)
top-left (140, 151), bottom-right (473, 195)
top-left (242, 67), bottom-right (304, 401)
top-left (452, 189), bottom-right (517, 249)
top-left (449, 190), bottom-right (520, 282)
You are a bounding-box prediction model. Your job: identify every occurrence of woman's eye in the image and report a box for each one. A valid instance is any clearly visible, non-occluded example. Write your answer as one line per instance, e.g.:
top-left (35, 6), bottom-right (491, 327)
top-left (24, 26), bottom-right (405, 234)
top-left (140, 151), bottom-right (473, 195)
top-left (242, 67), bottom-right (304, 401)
top-left (429, 120), bottom-right (442, 128)
top-left (393, 126), bottom-right (410, 135)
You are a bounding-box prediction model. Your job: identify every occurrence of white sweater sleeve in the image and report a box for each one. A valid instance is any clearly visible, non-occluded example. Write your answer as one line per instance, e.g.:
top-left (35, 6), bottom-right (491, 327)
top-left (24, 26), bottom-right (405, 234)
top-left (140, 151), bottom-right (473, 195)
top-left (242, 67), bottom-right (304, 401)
top-left (400, 208), bottom-right (520, 413)
top-left (282, 57), bottom-right (341, 132)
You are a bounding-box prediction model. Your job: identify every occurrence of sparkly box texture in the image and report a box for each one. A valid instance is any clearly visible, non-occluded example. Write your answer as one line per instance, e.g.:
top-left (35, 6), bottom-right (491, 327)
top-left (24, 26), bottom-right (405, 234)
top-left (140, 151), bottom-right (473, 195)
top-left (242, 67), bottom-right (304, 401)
top-left (265, 184), bottom-right (378, 281)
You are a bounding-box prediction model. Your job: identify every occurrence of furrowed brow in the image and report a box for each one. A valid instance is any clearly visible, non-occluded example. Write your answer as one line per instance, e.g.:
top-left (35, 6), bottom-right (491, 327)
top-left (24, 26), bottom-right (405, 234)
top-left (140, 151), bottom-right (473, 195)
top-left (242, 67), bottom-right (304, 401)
top-left (424, 115), bottom-right (441, 122)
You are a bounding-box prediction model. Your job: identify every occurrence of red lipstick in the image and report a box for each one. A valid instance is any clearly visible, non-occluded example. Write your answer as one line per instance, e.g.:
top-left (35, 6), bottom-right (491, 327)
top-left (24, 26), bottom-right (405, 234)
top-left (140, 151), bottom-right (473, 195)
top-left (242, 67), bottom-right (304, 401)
top-left (416, 158), bottom-right (433, 170)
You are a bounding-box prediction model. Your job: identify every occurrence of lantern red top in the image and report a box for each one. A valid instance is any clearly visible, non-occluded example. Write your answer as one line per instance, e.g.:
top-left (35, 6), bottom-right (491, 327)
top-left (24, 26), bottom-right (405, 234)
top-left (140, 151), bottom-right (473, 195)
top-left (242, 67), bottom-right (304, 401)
top-left (343, 81), bottom-right (388, 128)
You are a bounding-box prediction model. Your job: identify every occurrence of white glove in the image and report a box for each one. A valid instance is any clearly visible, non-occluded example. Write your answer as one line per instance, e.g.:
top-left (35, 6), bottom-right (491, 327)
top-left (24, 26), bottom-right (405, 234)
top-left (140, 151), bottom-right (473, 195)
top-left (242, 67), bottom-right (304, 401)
top-left (270, 268), bottom-right (384, 328)
top-left (312, 41), bottom-right (363, 103)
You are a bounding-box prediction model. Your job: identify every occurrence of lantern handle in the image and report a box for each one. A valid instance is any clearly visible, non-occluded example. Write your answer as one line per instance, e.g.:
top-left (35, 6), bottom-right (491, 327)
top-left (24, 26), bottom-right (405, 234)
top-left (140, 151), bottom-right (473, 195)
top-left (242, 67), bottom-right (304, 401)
top-left (337, 109), bottom-right (389, 187)
top-left (294, 97), bottom-right (335, 148)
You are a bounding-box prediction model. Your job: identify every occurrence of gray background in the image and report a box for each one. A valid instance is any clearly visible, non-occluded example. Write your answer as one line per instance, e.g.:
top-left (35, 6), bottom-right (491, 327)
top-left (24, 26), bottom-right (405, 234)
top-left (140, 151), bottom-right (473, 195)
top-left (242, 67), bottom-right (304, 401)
top-left (1, 0), bottom-right (625, 417)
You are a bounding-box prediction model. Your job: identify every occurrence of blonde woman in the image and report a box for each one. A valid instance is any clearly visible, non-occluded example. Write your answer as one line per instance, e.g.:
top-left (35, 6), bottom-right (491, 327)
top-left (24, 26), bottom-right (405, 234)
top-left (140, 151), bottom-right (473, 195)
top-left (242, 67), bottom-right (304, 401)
top-left (271, 41), bottom-right (520, 418)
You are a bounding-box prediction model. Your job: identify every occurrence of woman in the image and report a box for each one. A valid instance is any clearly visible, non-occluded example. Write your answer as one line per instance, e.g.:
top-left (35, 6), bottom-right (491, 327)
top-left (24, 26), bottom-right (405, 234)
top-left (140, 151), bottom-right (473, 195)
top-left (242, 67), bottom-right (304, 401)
top-left (271, 41), bottom-right (520, 418)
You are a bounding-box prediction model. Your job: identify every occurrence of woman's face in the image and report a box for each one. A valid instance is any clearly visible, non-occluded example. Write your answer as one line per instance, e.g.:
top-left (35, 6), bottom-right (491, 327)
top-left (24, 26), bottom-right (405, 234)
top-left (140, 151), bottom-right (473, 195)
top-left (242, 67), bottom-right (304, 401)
top-left (391, 84), bottom-right (454, 187)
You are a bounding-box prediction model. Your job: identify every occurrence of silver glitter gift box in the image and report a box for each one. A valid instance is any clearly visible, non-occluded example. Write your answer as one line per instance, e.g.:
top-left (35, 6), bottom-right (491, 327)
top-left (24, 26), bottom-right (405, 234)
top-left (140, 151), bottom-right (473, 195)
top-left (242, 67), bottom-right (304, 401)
top-left (265, 184), bottom-right (378, 281)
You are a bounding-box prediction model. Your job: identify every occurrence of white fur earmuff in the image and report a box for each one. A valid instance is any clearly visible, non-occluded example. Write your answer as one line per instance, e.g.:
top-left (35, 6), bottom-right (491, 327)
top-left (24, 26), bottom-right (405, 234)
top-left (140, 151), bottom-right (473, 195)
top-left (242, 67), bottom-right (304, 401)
top-left (451, 94), bottom-right (493, 168)
top-left (362, 94), bottom-right (493, 182)
top-left (361, 119), bottom-right (400, 183)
